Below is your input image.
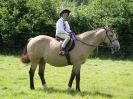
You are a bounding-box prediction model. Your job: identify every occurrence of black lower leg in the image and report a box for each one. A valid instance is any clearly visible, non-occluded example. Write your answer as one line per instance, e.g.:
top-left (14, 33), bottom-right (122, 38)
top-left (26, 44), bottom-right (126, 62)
top-left (68, 70), bottom-right (75, 88)
top-left (38, 72), bottom-right (46, 85)
top-left (76, 71), bottom-right (80, 91)
top-left (29, 68), bottom-right (35, 89)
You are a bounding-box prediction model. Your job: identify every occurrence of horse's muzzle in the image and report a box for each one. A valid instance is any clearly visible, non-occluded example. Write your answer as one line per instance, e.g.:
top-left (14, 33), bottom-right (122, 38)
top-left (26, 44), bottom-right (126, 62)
top-left (111, 41), bottom-right (120, 54)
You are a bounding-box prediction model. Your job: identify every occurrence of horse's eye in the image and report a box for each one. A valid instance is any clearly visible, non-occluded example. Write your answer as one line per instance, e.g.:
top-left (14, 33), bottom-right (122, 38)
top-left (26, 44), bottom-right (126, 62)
top-left (109, 35), bottom-right (113, 38)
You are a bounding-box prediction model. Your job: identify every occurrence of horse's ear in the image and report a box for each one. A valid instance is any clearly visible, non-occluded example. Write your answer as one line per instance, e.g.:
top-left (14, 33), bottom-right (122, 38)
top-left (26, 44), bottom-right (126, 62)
top-left (104, 25), bottom-right (111, 31)
top-left (104, 25), bottom-right (109, 29)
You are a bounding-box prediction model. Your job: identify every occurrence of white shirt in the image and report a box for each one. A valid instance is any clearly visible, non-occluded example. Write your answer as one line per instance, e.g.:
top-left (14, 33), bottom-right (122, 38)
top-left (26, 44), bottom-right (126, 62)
top-left (56, 17), bottom-right (71, 36)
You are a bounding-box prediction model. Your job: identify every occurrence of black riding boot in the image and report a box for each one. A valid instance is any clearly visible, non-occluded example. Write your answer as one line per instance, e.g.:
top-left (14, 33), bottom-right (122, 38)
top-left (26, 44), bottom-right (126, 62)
top-left (59, 48), bottom-right (66, 56)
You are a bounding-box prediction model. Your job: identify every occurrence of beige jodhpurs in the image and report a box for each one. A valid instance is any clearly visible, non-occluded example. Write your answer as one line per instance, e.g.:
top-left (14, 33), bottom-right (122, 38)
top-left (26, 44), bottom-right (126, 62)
top-left (56, 33), bottom-right (70, 48)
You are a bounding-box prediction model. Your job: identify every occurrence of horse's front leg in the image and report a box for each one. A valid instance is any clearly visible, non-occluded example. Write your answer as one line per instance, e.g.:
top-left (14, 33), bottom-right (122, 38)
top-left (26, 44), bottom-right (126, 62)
top-left (68, 67), bottom-right (76, 89)
top-left (76, 71), bottom-right (80, 91)
top-left (68, 63), bottom-right (81, 91)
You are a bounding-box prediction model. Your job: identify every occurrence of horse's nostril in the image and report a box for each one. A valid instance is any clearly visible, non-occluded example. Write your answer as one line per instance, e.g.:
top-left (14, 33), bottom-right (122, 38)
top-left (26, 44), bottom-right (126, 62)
top-left (111, 45), bottom-right (119, 54)
top-left (115, 45), bottom-right (120, 52)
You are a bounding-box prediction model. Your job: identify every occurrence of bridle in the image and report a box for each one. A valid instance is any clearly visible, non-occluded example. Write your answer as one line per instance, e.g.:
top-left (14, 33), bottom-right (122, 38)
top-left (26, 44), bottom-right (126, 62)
top-left (76, 27), bottom-right (118, 48)
top-left (103, 27), bottom-right (118, 45)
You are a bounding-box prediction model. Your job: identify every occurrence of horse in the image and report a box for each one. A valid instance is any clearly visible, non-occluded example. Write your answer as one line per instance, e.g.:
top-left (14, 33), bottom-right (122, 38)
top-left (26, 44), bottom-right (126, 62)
top-left (21, 26), bottom-right (120, 91)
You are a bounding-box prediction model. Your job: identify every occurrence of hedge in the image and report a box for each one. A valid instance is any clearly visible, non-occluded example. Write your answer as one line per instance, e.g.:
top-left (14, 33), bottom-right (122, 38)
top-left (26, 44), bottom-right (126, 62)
top-left (0, 0), bottom-right (133, 58)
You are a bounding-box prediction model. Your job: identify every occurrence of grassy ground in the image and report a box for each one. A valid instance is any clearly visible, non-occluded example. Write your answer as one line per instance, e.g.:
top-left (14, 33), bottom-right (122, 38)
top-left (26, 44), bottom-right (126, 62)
top-left (0, 55), bottom-right (133, 99)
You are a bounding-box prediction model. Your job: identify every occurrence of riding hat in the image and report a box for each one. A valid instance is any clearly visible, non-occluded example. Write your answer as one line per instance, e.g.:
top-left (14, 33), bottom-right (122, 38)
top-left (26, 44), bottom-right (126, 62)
top-left (60, 9), bottom-right (71, 17)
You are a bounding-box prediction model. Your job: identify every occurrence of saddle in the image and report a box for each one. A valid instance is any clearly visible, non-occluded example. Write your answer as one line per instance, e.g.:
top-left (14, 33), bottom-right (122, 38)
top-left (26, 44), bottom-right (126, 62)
top-left (55, 33), bottom-right (76, 65)
top-left (56, 33), bottom-right (75, 53)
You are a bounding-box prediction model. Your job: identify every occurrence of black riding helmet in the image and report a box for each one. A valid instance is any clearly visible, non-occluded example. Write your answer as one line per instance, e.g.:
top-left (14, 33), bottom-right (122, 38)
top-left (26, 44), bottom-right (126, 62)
top-left (60, 9), bottom-right (71, 17)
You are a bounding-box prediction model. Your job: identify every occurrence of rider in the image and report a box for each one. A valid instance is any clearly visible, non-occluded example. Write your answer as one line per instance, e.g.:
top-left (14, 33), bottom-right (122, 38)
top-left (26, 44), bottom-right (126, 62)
top-left (56, 9), bottom-right (72, 55)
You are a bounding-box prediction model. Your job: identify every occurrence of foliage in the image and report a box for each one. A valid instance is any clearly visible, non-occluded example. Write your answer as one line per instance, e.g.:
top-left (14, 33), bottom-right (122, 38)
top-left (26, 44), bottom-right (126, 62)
top-left (0, 0), bottom-right (57, 48)
top-left (0, 0), bottom-right (133, 58)
top-left (71, 0), bottom-right (133, 58)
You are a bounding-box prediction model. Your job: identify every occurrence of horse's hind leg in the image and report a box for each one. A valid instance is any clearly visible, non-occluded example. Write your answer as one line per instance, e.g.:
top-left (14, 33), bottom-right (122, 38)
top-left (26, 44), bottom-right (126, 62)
top-left (29, 61), bottom-right (38, 89)
top-left (38, 58), bottom-right (47, 90)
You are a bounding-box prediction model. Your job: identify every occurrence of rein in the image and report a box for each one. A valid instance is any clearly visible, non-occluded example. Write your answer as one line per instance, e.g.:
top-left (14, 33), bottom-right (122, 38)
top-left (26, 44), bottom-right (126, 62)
top-left (75, 38), bottom-right (109, 48)
top-left (75, 38), bottom-right (97, 47)
top-left (75, 27), bottom-right (117, 48)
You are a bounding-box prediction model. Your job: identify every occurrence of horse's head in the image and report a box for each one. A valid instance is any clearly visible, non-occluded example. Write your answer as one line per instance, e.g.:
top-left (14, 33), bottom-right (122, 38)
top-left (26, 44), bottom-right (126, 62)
top-left (103, 26), bottom-right (120, 54)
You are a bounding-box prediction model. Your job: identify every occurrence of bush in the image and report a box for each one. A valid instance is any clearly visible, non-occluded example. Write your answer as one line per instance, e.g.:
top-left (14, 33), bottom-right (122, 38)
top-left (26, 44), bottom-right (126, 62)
top-left (0, 0), bottom-right (133, 58)
top-left (68, 0), bottom-right (133, 58)
top-left (0, 0), bottom-right (57, 49)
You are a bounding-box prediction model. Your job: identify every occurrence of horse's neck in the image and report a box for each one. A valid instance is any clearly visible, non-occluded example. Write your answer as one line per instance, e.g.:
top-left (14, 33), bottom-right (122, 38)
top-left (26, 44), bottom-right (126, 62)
top-left (77, 28), bottom-right (105, 47)
top-left (74, 29), bottom-right (105, 61)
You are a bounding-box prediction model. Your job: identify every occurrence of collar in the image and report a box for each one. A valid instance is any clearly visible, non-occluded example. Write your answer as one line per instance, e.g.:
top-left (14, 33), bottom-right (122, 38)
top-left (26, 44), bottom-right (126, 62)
top-left (61, 17), bottom-right (67, 21)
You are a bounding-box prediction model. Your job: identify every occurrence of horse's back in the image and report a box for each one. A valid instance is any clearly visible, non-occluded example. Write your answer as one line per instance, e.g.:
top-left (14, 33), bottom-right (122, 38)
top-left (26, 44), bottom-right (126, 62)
top-left (27, 35), bottom-right (59, 47)
top-left (27, 35), bottom-right (56, 59)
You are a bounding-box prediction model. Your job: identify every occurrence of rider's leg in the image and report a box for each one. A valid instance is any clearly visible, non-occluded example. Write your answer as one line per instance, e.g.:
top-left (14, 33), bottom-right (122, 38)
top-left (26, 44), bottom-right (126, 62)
top-left (62, 36), bottom-right (70, 48)
top-left (60, 35), bottom-right (70, 55)
top-left (56, 33), bottom-right (70, 55)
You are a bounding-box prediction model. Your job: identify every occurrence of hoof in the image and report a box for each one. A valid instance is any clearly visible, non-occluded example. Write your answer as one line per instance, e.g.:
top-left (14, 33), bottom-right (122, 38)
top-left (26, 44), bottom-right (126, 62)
top-left (67, 87), bottom-right (71, 90)
top-left (76, 89), bottom-right (81, 92)
top-left (43, 84), bottom-right (47, 90)
top-left (30, 87), bottom-right (35, 90)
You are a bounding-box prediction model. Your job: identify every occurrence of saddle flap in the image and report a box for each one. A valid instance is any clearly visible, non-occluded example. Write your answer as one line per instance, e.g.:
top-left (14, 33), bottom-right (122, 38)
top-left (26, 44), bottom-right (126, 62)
top-left (56, 33), bottom-right (76, 52)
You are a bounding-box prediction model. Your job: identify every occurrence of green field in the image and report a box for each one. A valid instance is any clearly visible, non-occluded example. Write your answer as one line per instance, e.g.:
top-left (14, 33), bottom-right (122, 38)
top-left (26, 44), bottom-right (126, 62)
top-left (0, 55), bottom-right (133, 99)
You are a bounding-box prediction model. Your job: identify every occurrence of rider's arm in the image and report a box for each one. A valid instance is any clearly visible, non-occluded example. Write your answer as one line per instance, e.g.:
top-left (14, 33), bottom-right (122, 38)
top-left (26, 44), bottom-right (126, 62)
top-left (65, 21), bottom-right (72, 33)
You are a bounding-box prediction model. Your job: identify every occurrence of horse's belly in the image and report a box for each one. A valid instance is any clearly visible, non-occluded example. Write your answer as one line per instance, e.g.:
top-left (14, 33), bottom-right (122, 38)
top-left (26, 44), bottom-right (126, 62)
top-left (44, 54), bottom-right (69, 67)
top-left (45, 59), bottom-right (68, 67)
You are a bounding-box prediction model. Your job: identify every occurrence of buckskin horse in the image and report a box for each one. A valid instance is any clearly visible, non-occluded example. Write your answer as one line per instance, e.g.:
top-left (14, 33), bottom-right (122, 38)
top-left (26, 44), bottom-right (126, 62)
top-left (21, 26), bottom-right (120, 91)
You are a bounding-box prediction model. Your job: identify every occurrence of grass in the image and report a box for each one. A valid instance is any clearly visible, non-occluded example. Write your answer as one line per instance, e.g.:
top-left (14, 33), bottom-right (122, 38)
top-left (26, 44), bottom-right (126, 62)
top-left (0, 55), bottom-right (133, 99)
